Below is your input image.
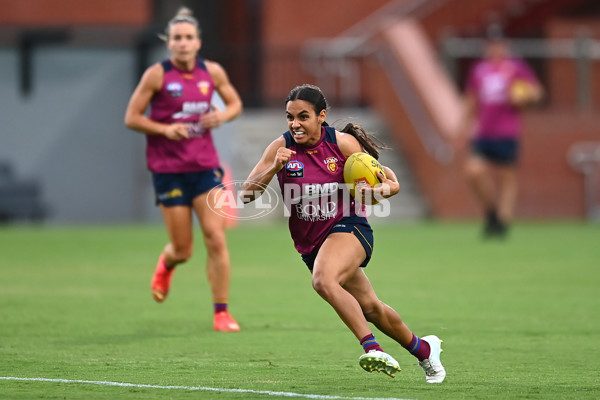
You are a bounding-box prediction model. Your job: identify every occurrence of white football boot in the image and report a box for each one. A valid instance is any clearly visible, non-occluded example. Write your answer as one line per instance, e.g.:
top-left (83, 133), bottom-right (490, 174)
top-left (359, 350), bottom-right (401, 378)
top-left (418, 335), bottom-right (446, 383)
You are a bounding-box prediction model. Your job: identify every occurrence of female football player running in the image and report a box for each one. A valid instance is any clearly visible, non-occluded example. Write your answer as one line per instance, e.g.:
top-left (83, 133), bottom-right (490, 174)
top-left (124, 7), bottom-right (242, 332)
top-left (240, 84), bottom-right (446, 382)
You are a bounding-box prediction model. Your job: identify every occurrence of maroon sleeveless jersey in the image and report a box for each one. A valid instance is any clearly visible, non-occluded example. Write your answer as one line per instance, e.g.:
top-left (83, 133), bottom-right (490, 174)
top-left (146, 58), bottom-right (220, 173)
top-left (277, 126), bottom-right (362, 255)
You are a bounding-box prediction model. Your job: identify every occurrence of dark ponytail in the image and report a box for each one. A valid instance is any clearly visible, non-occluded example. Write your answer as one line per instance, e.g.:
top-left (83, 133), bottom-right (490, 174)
top-left (337, 122), bottom-right (390, 160)
top-left (285, 84), bottom-right (390, 159)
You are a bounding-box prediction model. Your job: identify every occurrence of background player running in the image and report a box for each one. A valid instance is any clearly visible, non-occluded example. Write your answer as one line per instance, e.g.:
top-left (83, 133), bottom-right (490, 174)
top-left (456, 27), bottom-right (543, 238)
top-left (124, 7), bottom-right (242, 332)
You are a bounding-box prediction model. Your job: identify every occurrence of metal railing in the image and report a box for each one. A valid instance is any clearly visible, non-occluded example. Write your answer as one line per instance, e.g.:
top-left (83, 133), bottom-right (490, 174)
top-left (300, 0), bottom-right (454, 163)
top-left (441, 33), bottom-right (600, 111)
top-left (300, 0), bottom-right (449, 106)
top-left (568, 142), bottom-right (600, 222)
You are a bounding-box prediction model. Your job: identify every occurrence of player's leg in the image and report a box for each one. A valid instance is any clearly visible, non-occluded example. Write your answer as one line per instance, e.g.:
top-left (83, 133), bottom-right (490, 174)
top-left (193, 187), bottom-right (239, 331)
top-left (312, 232), bottom-right (371, 338)
top-left (343, 270), bottom-right (433, 358)
top-left (464, 154), bottom-right (496, 213)
top-left (151, 204), bottom-right (194, 302)
top-left (312, 233), bottom-right (400, 377)
top-left (496, 164), bottom-right (518, 224)
top-left (495, 139), bottom-right (520, 232)
top-left (193, 188), bottom-right (229, 302)
top-left (343, 262), bottom-right (445, 382)
top-left (343, 270), bottom-right (413, 346)
top-left (161, 204), bottom-right (195, 265)
top-left (464, 153), bottom-right (507, 236)
top-left (150, 172), bottom-right (195, 302)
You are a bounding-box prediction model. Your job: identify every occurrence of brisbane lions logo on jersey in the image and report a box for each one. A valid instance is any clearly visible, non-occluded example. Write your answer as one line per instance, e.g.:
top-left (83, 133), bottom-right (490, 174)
top-left (198, 81), bottom-right (211, 95)
top-left (324, 157), bottom-right (338, 173)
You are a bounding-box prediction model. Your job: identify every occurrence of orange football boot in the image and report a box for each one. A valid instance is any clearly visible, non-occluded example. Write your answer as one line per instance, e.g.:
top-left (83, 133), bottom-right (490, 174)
top-left (213, 311), bottom-right (240, 332)
top-left (151, 254), bottom-right (174, 302)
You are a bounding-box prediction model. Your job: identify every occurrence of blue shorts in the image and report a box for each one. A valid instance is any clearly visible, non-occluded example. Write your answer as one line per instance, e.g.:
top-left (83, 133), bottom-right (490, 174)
top-left (301, 215), bottom-right (374, 272)
top-left (471, 138), bottom-right (519, 165)
top-left (152, 168), bottom-right (224, 207)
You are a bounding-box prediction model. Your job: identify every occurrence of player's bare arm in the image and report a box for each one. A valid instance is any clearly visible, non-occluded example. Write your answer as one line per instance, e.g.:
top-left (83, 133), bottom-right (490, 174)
top-left (203, 60), bottom-right (243, 130)
top-left (241, 137), bottom-right (292, 203)
top-left (375, 167), bottom-right (400, 199)
top-left (336, 129), bottom-right (399, 199)
top-left (354, 164), bottom-right (400, 204)
top-left (336, 130), bottom-right (363, 158)
top-left (515, 80), bottom-right (544, 107)
top-left (124, 63), bottom-right (189, 140)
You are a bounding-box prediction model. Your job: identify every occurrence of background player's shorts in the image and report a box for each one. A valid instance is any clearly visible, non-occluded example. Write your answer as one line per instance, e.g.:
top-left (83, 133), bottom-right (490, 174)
top-left (301, 215), bottom-right (374, 272)
top-left (471, 138), bottom-right (520, 165)
top-left (152, 168), bottom-right (224, 207)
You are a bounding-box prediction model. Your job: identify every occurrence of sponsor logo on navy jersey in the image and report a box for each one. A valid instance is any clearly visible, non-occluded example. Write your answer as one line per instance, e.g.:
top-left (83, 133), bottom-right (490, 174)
top-left (166, 82), bottom-right (183, 97)
top-left (286, 160), bottom-right (304, 178)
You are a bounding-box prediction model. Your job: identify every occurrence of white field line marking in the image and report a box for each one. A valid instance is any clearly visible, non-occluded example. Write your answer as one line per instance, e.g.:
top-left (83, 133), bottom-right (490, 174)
top-left (0, 376), bottom-right (416, 400)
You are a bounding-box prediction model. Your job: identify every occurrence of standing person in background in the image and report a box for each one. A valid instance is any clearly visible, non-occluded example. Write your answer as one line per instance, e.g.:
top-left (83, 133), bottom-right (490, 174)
top-left (456, 26), bottom-right (543, 238)
top-left (124, 7), bottom-right (242, 331)
top-left (241, 84), bottom-right (446, 383)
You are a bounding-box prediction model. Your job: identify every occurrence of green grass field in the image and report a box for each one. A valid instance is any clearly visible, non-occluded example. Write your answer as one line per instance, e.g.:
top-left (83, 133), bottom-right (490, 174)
top-left (1, 221), bottom-right (598, 399)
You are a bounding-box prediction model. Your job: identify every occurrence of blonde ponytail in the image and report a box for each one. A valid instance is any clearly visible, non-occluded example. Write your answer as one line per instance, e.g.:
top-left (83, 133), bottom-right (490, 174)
top-left (159, 6), bottom-right (201, 41)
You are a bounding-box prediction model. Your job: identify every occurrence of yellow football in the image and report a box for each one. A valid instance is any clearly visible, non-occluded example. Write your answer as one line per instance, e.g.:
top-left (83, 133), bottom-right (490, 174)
top-left (343, 152), bottom-right (386, 203)
top-left (509, 79), bottom-right (532, 105)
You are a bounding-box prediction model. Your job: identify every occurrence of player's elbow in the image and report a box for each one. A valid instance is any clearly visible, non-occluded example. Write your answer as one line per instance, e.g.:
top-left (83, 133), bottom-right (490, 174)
top-left (230, 99), bottom-right (243, 120)
top-left (124, 113), bottom-right (135, 129)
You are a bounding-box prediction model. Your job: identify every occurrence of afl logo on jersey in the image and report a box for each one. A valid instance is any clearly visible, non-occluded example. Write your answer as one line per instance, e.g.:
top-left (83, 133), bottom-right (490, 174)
top-left (198, 81), bottom-right (210, 95)
top-left (166, 82), bottom-right (183, 97)
top-left (286, 161), bottom-right (304, 178)
top-left (324, 157), bottom-right (339, 173)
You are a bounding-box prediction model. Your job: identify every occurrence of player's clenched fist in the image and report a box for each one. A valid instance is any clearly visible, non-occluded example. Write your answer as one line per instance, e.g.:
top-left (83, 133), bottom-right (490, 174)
top-left (273, 148), bottom-right (296, 172)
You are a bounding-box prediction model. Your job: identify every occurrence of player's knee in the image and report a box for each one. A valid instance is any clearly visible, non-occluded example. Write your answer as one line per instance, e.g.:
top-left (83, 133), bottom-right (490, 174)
top-left (464, 161), bottom-right (484, 181)
top-left (311, 275), bottom-right (335, 298)
top-left (171, 246), bottom-right (193, 263)
top-left (203, 230), bottom-right (227, 255)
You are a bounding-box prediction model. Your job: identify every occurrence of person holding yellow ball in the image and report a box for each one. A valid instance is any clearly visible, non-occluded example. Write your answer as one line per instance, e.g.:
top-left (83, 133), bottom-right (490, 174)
top-left (241, 84), bottom-right (446, 383)
top-left (456, 26), bottom-right (543, 238)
